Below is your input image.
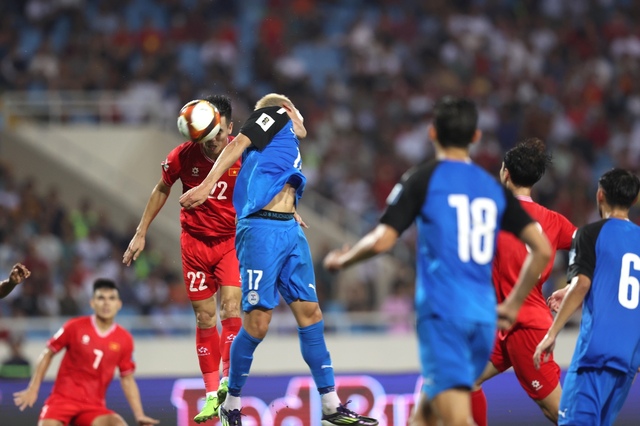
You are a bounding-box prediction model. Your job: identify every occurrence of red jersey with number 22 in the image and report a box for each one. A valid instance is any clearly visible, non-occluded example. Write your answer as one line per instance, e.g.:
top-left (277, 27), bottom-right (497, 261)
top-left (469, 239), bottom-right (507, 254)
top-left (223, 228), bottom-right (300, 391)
top-left (162, 137), bottom-right (240, 239)
top-left (492, 196), bottom-right (576, 329)
top-left (47, 316), bottom-right (135, 406)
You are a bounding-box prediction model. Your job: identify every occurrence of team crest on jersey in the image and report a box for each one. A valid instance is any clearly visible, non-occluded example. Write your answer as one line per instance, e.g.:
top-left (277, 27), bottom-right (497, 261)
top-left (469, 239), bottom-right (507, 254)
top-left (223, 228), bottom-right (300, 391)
top-left (247, 290), bottom-right (260, 306)
top-left (109, 342), bottom-right (120, 351)
top-left (82, 335), bottom-right (90, 345)
top-left (192, 167), bottom-right (199, 176)
top-left (228, 168), bottom-right (240, 176)
top-left (161, 159), bottom-right (170, 171)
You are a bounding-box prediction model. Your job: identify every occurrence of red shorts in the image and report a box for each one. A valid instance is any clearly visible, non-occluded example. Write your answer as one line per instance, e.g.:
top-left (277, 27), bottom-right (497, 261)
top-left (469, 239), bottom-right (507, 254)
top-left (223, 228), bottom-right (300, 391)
top-left (40, 394), bottom-right (114, 426)
top-left (490, 327), bottom-right (560, 400)
top-left (181, 232), bottom-right (241, 301)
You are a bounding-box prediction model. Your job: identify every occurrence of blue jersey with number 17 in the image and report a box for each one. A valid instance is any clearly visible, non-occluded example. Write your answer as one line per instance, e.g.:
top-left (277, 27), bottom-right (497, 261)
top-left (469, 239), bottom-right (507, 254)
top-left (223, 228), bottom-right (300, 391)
top-left (381, 159), bottom-right (533, 325)
top-left (233, 106), bottom-right (306, 219)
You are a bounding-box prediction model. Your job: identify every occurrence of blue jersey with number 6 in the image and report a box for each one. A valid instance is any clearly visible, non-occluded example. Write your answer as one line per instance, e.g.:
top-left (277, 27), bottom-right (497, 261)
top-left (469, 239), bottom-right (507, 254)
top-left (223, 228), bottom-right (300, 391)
top-left (233, 106), bottom-right (305, 219)
top-left (568, 219), bottom-right (640, 374)
top-left (380, 160), bottom-right (533, 325)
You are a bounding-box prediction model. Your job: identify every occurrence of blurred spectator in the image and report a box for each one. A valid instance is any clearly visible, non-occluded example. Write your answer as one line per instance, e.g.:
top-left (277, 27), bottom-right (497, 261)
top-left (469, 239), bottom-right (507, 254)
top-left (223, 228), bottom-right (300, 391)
top-left (0, 333), bottom-right (31, 379)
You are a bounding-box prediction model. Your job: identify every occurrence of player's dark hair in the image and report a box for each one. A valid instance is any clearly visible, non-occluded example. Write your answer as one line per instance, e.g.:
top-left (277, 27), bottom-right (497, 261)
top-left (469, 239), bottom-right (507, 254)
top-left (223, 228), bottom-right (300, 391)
top-left (599, 168), bottom-right (640, 209)
top-left (433, 96), bottom-right (478, 148)
top-left (205, 94), bottom-right (232, 123)
top-left (93, 278), bottom-right (118, 293)
top-left (503, 138), bottom-right (552, 187)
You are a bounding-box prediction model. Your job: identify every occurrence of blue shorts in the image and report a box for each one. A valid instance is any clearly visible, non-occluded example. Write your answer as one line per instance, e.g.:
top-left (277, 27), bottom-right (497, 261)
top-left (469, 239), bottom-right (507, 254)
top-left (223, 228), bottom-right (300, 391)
top-left (236, 216), bottom-right (317, 312)
top-left (417, 316), bottom-right (494, 398)
top-left (559, 367), bottom-right (635, 426)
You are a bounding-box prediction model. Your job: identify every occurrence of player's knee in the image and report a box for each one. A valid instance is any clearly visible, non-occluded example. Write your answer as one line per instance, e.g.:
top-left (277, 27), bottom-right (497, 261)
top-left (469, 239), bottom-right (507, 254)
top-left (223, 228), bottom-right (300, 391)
top-left (244, 309), bottom-right (271, 339)
top-left (91, 413), bottom-right (126, 426)
top-left (195, 309), bottom-right (217, 328)
top-left (219, 297), bottom-right (241, 320)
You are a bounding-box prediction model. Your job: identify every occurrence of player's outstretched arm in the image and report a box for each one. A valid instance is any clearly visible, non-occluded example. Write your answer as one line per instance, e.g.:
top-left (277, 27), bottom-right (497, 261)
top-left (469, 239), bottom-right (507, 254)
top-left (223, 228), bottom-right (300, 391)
top-left (180, 134), bottom-right (251, 209)
top-left (324, 223), bottom-right (399, 271)
top-left (123, 180), bottom-right (171, 266)
top-left (13, 348), bottom-right (54, 411)
top-left (498, 222), bottom-right (551, 329)
top-left (534, 275), bottom-right (590, 369)
top-left (0, 263), bottom-right (31, 299)
top-left (120, 374), bottom-right (159, 425)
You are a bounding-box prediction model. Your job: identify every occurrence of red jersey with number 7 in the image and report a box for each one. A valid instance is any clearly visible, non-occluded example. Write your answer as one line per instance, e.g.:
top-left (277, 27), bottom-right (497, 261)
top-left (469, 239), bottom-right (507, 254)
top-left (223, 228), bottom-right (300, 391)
top-left (47, 316), bottom-right (135, 406)
top-left (161, 137), bottom-right (240, 239)
top-left (492, 196), bottom-right (576, 329)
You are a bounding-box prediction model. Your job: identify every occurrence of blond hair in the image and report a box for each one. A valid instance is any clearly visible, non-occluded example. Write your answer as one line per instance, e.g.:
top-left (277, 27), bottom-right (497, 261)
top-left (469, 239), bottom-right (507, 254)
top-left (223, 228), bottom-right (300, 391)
top-left (255, 93), bottom-right (293, 110)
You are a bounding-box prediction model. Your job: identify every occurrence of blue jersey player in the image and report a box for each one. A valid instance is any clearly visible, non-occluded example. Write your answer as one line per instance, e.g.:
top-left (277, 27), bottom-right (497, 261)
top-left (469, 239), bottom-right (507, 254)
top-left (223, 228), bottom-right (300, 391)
top-left (534, 168), bottom-right (640, 426)
top-left (180, 93), bottom-right (378, 426)
top-left (324, 96), bottom-right (551, 426)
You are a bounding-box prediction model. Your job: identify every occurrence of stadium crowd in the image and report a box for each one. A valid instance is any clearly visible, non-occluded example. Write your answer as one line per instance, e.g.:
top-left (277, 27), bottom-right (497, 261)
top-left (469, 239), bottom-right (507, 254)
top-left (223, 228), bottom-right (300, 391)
top-left (1, 0), bottom-right (640, 328)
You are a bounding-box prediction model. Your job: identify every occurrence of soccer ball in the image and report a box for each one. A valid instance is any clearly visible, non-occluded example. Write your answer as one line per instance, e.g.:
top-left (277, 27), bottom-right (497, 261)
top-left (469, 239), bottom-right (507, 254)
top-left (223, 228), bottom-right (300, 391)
top-left (177, 100), bottom-right (221, 143)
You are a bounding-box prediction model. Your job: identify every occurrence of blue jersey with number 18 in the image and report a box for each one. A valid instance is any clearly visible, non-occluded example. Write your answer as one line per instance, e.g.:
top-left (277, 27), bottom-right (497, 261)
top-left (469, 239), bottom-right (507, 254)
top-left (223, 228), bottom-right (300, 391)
top-left (567, 218), bottom-right (640, 374)
top-left (380, 159), bottom-right (533, 325)
top-left (233, 106), bottom-right (306, 219)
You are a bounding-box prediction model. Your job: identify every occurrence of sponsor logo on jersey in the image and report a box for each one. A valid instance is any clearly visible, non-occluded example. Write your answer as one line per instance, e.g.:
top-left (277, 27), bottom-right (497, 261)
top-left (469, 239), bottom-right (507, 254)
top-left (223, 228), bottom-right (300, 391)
top-left (161, 159), bottom-right (170, 171)
top-left (192, 167), bottom-right (199, 176)
top-left (82, 334), bottom-right (90, 345)
top-left (247, 290), bottom-right (260, 306)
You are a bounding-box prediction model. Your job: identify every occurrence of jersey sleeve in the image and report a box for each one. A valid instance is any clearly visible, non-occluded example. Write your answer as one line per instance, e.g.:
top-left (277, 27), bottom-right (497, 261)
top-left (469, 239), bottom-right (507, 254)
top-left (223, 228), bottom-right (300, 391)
top-left (379, 161), bottom-right (435, 235)
top-left (118, 331), bottom-right (136, 377)
top-left (239, 106), bottom-right (291, 150)
top-left (161, 146), bottom-right (183, 187)
top-left (47, 320), bottom-right (74, 353)
top-left (555, 213), bottom-right (577, 250)
top-left (499, 187), bottom-right (534, 236)
top-left (567, 223), bottom-right (599, 282)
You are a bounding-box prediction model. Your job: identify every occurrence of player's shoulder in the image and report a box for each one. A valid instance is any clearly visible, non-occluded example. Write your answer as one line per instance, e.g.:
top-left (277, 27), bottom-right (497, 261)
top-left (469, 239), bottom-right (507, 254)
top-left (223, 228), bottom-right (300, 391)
top-left (165, 140), bottom-right (199, 160)
top-left (65, 315), bottom-right (91, 328)
top-left (577, 219), bottom-right (608, 241)
top-left (58, 316), bottom-right (91, 334)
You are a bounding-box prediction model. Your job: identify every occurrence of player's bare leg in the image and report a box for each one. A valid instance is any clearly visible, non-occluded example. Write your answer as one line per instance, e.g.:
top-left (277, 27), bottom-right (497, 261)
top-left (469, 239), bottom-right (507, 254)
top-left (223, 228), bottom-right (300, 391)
top-left (90, 413), bottom-right (127, 426)
top-left (408, 392), bottom-right (437, 426)
top-left (430, 388), bottom-right (474, 426)
top-left (192, 296), bottom-right (223, 423)
top-left (38, 420), bottom-right (64, 426)
top-left (473, 362), bottom-right (501, 389)
top-left (534, 383), bottom-right (561, 423)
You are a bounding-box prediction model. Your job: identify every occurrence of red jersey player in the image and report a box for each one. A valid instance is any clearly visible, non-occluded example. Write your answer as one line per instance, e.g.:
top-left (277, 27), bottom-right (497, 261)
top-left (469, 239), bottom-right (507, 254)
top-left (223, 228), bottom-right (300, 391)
top-left (471, 138), bottom-right (576, 425)
top-left (13, 279), bottom-right (158, 426)
top-left (122, 95), bottom-right (242, 423)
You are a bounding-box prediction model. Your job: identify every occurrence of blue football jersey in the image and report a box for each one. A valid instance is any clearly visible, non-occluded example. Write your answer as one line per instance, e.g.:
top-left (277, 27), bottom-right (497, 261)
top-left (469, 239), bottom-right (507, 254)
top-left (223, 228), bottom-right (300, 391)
top-left (381, 159), bottom-right (532, 324)
top-left (567, 218), bottom-right (640, 374)
top-left (233, 106), bottom-right (306, 219)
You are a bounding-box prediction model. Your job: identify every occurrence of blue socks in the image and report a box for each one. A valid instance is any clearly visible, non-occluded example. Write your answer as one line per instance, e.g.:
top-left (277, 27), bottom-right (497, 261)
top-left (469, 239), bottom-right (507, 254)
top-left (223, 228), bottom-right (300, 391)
top-left (228, 327), bottom-right (262, 397)
top-left (228, 321), bottom-right (335, 398)
top-left (298, 320), bottom-right (335, 392)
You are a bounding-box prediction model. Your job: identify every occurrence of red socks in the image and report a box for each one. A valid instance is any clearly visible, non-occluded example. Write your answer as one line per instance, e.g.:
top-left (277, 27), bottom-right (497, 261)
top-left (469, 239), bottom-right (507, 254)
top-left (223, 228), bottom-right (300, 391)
top-left (196, 326), bottom-right (221, 393)
top-left (220, 317), bottom-right (242, 378)
top-left (471, 388), bottom-right (488, 426)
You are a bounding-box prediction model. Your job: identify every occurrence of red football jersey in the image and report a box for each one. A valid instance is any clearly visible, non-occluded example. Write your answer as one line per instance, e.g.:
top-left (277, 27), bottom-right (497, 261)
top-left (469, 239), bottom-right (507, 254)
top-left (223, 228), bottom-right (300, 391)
top-left (47, 316), bottom-right (135, 406)
top-left (162, 137), bottom-right (240, 239)
top-left (493, 196), bottom-right (576, 329)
